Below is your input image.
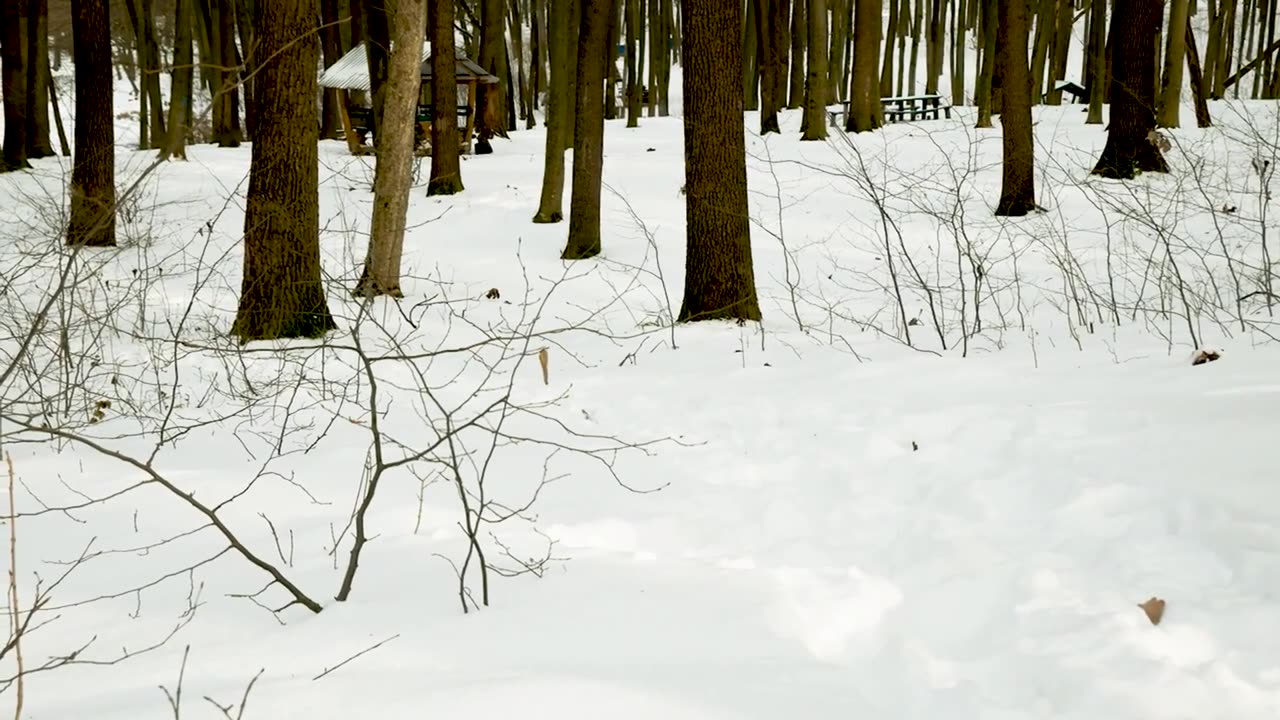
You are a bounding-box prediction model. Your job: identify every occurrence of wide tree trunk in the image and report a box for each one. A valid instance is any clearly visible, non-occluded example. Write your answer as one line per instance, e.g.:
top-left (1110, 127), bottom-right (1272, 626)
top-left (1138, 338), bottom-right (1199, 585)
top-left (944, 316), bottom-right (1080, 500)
top-left (534, 0), bottom-right (571, 220)
top-left (846, 0), bottom-right (881, 131)
top-left (800, 0), bottom-right (828, 140)
top-left (355, 0), bottom-right (425, 297)
top-left (1092, 0), bottom-right (1168, 179)
top-left (231, 0), bottom-right (336, 341)
top-left (995, 0), bottom-right (1035, 215)
top-left (561, 0), bottom-right (610, 259)
top-left (679, 0), bottom-right (761, 322)
top-left (26, 0), bottom-right (54, 158)
top-left (67, 0), bottom-right (115, 246)
top-left (475, 0), bottom-right (507, 152)
top-left (428, 0), bottom-right (465, 195)
top-left (1158, 0), bottom-right (1191, 127)
top-left (1, 0), bottom-right (31, 171)
top-left (161, 0), bottom-right (195, 159)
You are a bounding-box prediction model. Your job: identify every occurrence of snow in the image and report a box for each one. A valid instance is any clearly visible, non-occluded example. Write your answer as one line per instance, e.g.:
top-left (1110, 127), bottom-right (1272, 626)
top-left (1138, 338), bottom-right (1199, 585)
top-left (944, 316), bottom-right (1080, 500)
top-left (2, 63), bottom-right (1280, 720)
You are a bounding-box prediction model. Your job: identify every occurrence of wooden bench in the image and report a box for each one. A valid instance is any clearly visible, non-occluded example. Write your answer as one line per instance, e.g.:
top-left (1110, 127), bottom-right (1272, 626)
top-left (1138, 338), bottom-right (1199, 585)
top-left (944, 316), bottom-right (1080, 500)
top-left (1051, 80), bottom-right (1088, 104)
top-left (827, 94), bottom-right (952, 128)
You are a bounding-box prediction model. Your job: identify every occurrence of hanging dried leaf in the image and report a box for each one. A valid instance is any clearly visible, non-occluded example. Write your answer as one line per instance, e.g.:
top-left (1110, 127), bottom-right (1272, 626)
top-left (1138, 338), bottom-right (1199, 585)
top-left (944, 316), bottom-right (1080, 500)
top-left (537, 348), bottom-right (549, 385)
top-left (1138, 596), bottom-right (1166, 625)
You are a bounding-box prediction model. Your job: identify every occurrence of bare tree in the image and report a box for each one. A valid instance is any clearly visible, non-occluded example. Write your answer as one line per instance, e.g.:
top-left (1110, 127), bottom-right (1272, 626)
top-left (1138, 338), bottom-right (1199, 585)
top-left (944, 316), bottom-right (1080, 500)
top-left (161, 0), bottom-right (195, 160)
top-left (231, 0), bottom-right (337, 340)
top-left (679, 0), bottom-right (762, 321)
top-left (534, 0), bottom-right (571, 220)
top-left (1, 0), bottom-right (31, 171)
top-left (846, 0), bottom-right (882, 132)
top-left (800, 0), bottom-right (827, 140)
top-left (428, 0), bottom-right (465, 195)
top-left (1092, 0), bottom-right (1168, 179)
top-left (1158, 0), bottom-right (1191, 128)
top-left (994, 0), bottom-right (1036, 215)
top-left (67, 0), bottom-right (115, 246)
top-left (561, 0), bottom-right (611, 259)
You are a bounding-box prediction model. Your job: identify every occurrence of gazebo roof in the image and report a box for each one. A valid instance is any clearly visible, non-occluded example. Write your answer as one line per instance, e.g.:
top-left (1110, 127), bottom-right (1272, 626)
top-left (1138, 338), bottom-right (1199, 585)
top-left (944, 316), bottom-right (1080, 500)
top-left (318, 42), bottom-right (498, 91)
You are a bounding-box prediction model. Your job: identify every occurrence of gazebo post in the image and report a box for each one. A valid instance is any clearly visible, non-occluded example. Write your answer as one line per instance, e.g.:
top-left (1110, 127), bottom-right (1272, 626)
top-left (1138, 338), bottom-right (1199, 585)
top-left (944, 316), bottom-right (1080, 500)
top-left (338, 101), bottom-right (362, 154)
top-left (463, 79), bottom-right (477, 155)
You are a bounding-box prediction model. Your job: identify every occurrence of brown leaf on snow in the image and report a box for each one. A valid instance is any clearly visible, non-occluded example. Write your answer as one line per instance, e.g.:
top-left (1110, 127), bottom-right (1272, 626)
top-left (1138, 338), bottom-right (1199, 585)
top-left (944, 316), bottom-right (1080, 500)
top-left (1191, 349), bottom-right (1221, 366)
top-left (538, 347), bottom-right (549, 385)
top-left (1138, 597), bottom-right (1166, 625)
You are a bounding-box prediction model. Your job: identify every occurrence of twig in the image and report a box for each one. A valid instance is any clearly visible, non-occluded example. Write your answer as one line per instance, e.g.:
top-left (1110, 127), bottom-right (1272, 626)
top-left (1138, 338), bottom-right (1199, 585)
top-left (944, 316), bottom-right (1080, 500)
top-left (311, 634), bottom-right (400, 681)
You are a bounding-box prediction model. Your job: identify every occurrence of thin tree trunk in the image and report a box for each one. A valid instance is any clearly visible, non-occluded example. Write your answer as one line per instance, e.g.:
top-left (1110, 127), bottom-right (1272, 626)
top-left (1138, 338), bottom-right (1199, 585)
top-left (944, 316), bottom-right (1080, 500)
top-left (562, 0), bottom-right (610, 259)
top-left (974, 0), bottom-right (995, 127)
top-left (363, 0), bottom-right (391, 145)
top-left (995, 0), bottom-right (1035, 215)
top-left (232, 0), bottom-right (336, 341)
top-left (1028, 0), bottom-right (1052, 104)
top-left (1185, 15), bottom-right (1213, 126)
top-left (162, 0), bottom-right (195, 159)
top-left (1158, 0), bottom-right (1191, 126)
top-left (801, 0), bottom-right (828, 139)
top-left (847, 0), bottom-right (881, 131)
top-left (320, 0), bottom-right (347, 139)
top-left (26, 0), bottom-right (53, 158)
top-left (354, 0), bottom-right (425, 298)
top-left (789, 0), bottom-right (807, 106)
top-left (1045, 0), bottom-right (1072, 104)
top-left (429, 0), bottom-right (466, 195)
top-left (829, 0), bottom-right (848, 101)
top-left (680, 0), bottom-right (761, 321)
top-left (626, 0), bottom-right (643, 124)
top-left (67, 0), bottom-right (115, 246)
top-left (534, 0), bottom-right (570, 218)
top-left (743, 0), bottom-right (759, 109)
top-left (213, 0), bottom-right (242, 146)
top-left (881, 0), bottom-right (897, 95)
top-left (1086, 0), bottom-right (1105, 123)
top-left (1, 0), bottom-right (31, 171)
top-left (950, 0), bottom-right (966, 104)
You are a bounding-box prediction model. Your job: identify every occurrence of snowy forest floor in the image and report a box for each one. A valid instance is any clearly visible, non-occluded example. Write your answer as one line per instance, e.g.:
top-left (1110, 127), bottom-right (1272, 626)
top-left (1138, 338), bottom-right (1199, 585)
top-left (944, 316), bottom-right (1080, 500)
top-left (1, 81), bottom-right (1280, 718)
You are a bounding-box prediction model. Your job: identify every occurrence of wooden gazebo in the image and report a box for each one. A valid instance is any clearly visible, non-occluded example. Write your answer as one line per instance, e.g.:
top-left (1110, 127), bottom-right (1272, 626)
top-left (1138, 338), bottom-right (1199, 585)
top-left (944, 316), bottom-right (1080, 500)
top-left (318, 42), bottom-right (499, 155)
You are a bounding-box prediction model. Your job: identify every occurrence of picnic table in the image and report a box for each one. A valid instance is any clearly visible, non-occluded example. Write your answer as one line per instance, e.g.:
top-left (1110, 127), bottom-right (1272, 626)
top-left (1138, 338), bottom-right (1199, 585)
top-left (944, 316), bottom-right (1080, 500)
top-left (827, 93), bottom-right (952, 128)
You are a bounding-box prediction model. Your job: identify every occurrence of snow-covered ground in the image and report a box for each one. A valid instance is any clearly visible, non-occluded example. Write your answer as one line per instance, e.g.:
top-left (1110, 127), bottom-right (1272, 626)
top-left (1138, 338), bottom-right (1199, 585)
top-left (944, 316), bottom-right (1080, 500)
top-left (2, 66), bottom-right (1279, 719)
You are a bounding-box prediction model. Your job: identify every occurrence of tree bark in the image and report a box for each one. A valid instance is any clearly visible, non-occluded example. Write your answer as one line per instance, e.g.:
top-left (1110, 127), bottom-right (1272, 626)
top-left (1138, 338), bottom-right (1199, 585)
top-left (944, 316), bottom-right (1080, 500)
top-left (1158, 0), bottom-right (1191, 127)
top-left (362, 0), bottom-right (391, 145)
top-left (26, 0), bottom-right (54, 158)
top-left (880, 0), bottom-right (896, 96)
top-left (475, 0), bottom-right (507, 152)
top-left (67, 0), bottom-right (115, 246)
top-left (231, 0), bottom-right (336, 341)
top-left (1045, 0), bottom-right (1072, 104)
top-left (801, 0), bottom-right (828, 139)
top-left (757, 0), bottom-right (788, 133)
top-left (680, 0), bottom-right (761, 322)
top-left (534, 0), bottom-right (570, 220)
top-left (789, 0), bottom-right (807, 107)
top-left (428, 0), bottom-right (465, 195)
top-left (1, 0), bottom-right (31, 171)
top-left (1092, 0), bottom-right (1168, 179)
top-left (1086, 0), bottom-right (1105, 123)
top-left (162, 0), bottom-right (195, 160)
top-left (1185, 15), bottom-right (1213, 127)
top-left (847, 0), bottom-right (881, 131)
top-left (561, 0), bottom-right (610, 259)
top-left (974, 0), bottom-right (996, 128)
top-left (626, 0), bottom-right (643, 125)
top-left (212, 0), bottom-right (242, 146)
top-left (828, 0), bottom-right (848, 102)
top-left (995, 0), bottom-right (1035, 216)
top-left (355, 0), bottom-right (425, 298)
top-left (320, 0), bottom-right (347, 139)
top-left (743, 0), bottom-right (759, 109)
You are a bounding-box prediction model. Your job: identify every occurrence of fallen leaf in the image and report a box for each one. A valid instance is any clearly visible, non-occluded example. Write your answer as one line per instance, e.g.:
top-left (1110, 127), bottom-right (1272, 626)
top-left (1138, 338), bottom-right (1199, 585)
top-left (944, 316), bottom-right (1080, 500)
top-left (1192, 348), bottom-right (1221, 366)
top-left (538, 348), bottom-right (549, 385)
top-left (1138, 597), bottom-right (1166, 625)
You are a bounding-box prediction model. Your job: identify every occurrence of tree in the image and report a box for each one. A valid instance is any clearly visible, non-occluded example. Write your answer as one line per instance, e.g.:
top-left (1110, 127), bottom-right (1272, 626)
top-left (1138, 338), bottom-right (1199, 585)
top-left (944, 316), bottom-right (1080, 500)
top-left (1, 0), bottom-right (31, 171)
top-left (679, 0), bottom-right (761, 322)
top-left (756, 0), bottom-right (788, 134)
top-left (1085, 0), bottom-right (1105, 124)
top-left (534, 0), bottom-right (570, 220)
top-left (1157, 0), bottom-right (1191, 128)
top-left (355, 0), bottom-right (426, 297)
top-left (994, 0), bottom-right (1035, 215)
top-left (974, 0), bottom-right (996, 128)
top-left (26, 0), bottom-right (54, 159)
top-left (1092, 0), bottom-right (1168, 179)
top-left (475, 0), bottom-right (508, 153)
top-left (231, 0), bottom-right (336, 341)
top-left (799, 0), bottom-right (827, 141)
top-left (428, 0), bottom-right (465, 195)
top-left (561, 0), bottom-right (610, 259)
top-left (209, 0), bottom-right (243, 147)
top-left (846, 0), bottom-right (882, 132)
top-left (66, 0), bottom-right (115, 246)
top-left (161, 0), bottom-right (195, 160)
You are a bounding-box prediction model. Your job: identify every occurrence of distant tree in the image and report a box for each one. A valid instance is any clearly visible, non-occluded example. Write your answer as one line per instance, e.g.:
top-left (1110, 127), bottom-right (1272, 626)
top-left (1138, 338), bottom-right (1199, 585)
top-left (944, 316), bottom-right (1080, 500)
top-left (994, 0), bottom-right (1036, 215)
top-left (355, 0), bottom-right (426, 297)
top-left (1157, 0), bottom-right (1191, 128)
top-left (67, 0), bottom-right (115, 246)
top-left (1092, 0), bottom-right (1168, 179)
top-left (231, 0), bottom-right (336, 341)
top-left (319, 0), bottom-right (347, 139)
top-left (561, 0), bottom-right (610, 259)
top-left (846, 0), bottom-right (882, 132)
top-left (161, 0), bottom-right (195, 160)
top-left (756, 0), bottom-right (788, 134)
top-left (1085, 0), bottom-right (1105, 124)
top-left (428, 0), bottom-right (465, 195)
top-left (361, 0), bottom-right (391, 144)
top-left (799, 0), bottom-right (827, 141)
top-left (475, 0), bottom-right (508, 153)
top-left (787, 0), bottom-right (805, 108)
top-left (679, 0), bottom-right (761, 321)
top-left (1, 0), bottom-right (31, 171)
top-left (26, 0), bottom-right (54, 159)
top-left (533, 0), bottom-right (570, 220)
top-left (974, 0), bottom-right (996, 129)
top-left (209, 0), bottom-right (243, 147)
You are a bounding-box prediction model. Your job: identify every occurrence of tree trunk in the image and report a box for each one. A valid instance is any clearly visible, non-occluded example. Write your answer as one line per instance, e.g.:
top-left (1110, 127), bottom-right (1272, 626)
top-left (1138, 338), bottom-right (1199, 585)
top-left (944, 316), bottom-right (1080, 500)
top-left (231, 0), bottom-right (336, 341)
top-left (881, 0), bottom-right (896, 95)
top-left (680, 0), bottom-right (761, 322)
top-left (233, 0), bottom-right (255, 138)
top-left (1158, 0), bottom-right (1191, 127)
top-left (1028, 0), bottom-right (1052, 104)
top-left (428, 0), bottom-right (465, 195)
top-left (743, 0), bottom-right (759, 109)
top-left (950, 0), bottom-right (966, 105)
top-left (534, 0), bottom-right (570, 220)
top-left (789, 0), bottom-right (807, 107)
top-left (801, 0), bottom-right (828, 139)
top-left (363, 0), bottom-right (391, 145)
top-left (657, 0), bottom-right (672, 115)
top-left (1, 0), bottom-right (31, 171)
top-left (626, 0), bottom-right (643, 125)
top-left (561, 0), bottom-right (610, 259)
top-left (924, 0), bottom-right (942, 94)
top-left (212, 0), bottom-right (242, 146)
top-left (26, 0), bottom-right (54, 158)
top-left (320, 0), bottom-right (347, 139)
top-left (475, 0), bottom-right (507, 152)
top-left (1045, 0), bottom-right (1072, 104)
top-left (995, 0), bottom-right (1035, 215)
top-left (757, 0), bottom-right (786, 133)
top-left (67, 0), bottom-right (115, 246)
top-left (162, 0), bottom-right (195, 160)
top-left (355, 0), bottom-right (425, 298)
top-left (604, 0), bottom-right (619, 119)
top-left (829, 0), bottom-right (848, 102)
top-left (1185, 15), bottom-right (1213, 127)
top-left (1092, 0), bottom-right (1168, 179)
top-left (1086, 0), bottom-right (1105, 123)
top-left (846, 0), bottom-right (881, 131)
top-left (974, 0), bottom-right (995, 127)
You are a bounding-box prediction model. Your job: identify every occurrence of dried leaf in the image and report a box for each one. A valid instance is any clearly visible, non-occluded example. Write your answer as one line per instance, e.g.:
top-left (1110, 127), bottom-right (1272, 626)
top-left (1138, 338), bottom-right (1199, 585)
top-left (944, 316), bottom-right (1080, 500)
top-left (485, 288), bottom-right (500, 300)
top-left (1138, 597), bottom-right (1166, 626)
top-left (537, 348), bottom-right (549, 385)
top-left (1191, 349), bottom-right (1221, 366)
